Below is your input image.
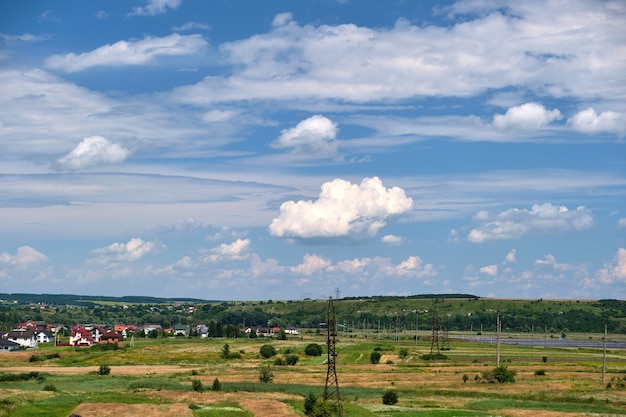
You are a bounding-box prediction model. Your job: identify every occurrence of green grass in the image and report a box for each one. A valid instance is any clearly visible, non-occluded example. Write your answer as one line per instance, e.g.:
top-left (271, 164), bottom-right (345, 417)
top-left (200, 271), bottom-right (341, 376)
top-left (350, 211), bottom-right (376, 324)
top-left (190, 403), bottom-right (253, 417)
top-left (467, 398), bottom-right (625, 414)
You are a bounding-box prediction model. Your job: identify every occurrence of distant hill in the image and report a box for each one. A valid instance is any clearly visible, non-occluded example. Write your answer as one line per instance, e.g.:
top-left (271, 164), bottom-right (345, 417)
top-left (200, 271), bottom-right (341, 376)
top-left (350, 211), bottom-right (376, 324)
top-left (0, 293), bottom-right (212, 306)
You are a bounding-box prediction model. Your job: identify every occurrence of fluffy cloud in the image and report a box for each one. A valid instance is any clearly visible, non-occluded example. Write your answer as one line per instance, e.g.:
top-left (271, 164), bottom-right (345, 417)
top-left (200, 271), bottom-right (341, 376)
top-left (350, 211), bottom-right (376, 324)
top-left (596, 248), bottom-right (626, 284)
top-left (207, 239), bottom-right (251, 261)
top-left (90, 238), bottom-right (163, 263)
top-left (568, 108), bottom-right (625, 133)
top-left (505, 249), bottom-right (517, 263)
top-left (45, 34), bottom-right (207, 73)
top-left (269, 177), bottom-right (413, 239)
top-left (128, 0), bottom-right (182, 16)
top-left (480, 265), bottom-right (498, 276)
top-left (271, 115), bottom-right (338, 154)
top-left (332, 255), bottom-right (436, 279)
top-left (289, 254), bottom-right (331, 275)
top-left (468, 203), bottom-right (593, 243)
top-left (618, 218), bottom-right (626, 229)
top-left (381, 235), bottom-right (405, 246)
top-left (492, 102), bottom-right (562, 130)
top-left (57, 136), bottom-right (130, 170)
top-left (0, 246), bottom-right (48, 269)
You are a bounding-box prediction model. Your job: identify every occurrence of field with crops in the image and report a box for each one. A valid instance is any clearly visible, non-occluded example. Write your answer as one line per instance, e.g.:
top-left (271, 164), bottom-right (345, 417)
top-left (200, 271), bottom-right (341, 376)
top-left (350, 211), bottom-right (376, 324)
top-left (1, 330), bottom-right (625, 417)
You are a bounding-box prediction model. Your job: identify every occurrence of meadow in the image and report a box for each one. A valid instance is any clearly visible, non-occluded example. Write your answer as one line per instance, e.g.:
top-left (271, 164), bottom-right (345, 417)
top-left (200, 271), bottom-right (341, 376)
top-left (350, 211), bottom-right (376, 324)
top-left (1, 330), bottom-right (625, 417)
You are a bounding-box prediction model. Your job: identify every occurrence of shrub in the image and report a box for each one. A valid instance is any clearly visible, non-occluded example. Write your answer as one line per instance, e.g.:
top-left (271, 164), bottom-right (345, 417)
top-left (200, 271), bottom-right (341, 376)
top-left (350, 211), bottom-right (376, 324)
top-left (192, 379), bottom-right (203, 392)
top-left (481, 365), bottom-right (516, 383)
top-left (43, 384), bottom-right (57, 392)
top-left (259, 365), bottom-right (274, 383)
top-left (311, 401), bottom-right (336, 417)
top-left (398, 348), bottom-right (409, 358)
top-left (304, 392), bottom-right (317, 416)
top-left (274, 358), bottom-right (286, 366)
top-left (370, 351), bottom-right (382, 364)
top-left (534, 369), bottom-right (546, 376)
top-left (382, 389), bottom-right (399, 405)
top-left (98, 364), bottom-right (111, 375)
top-left (221, 343), bottom-right (231, 359)
top-left (260, 344), bottom-right (277, 358)
top-left (305, 343), bottom-right (323, 357)
top-left (212, 377), bottom-right (221, 391)
top-left (462, 374), bottom-right (469, 383)
top-left (286, 353), bottom-right (299, 366)
top-left (542, 356), bottom-right (548, 363)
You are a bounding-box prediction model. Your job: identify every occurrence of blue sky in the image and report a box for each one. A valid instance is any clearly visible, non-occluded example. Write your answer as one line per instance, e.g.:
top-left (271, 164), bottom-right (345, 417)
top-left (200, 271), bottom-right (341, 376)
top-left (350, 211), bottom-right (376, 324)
top-left (1, 0), bottom-right (625, 301)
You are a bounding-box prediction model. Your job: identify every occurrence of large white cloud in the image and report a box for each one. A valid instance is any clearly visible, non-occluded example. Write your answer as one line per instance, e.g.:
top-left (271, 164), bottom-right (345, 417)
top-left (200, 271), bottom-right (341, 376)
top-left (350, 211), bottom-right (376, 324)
top-left (57, 136), bottom-right (130, 170)
top-left (492, 102), bottom-right (562, 130)
top-left (174, 2), bottom-right (626, 104)
top-left (271, 115), bottom-right (338, 153)
top-left (568, 108), bottom-right (625, 133)
top-left (269, 177), bottom-right (413, 239)
top-left (45, 33), bottom-right (207, 73)
top-left (207, 239), bottom-right (251, 261)
top-left (468, 203), bottom-right (593, 243)
top-left (0, 246), bottom-right (48, 269)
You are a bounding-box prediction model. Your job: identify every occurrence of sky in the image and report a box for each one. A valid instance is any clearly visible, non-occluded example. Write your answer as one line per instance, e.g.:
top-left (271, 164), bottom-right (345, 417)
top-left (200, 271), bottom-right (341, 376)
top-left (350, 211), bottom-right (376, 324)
top-left (0, 0), bottom-right (625, 301)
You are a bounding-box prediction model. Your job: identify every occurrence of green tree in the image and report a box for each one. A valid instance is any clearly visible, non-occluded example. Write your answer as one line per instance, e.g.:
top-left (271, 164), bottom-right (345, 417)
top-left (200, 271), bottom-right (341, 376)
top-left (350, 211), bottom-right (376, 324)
top-left (285, 353), bottom-right (299, 365)
top-left (370, 351), bottom-right (382, 364)
top-left (260, 344), bottom-right (277, 358)
top-left (382, 389), bottom-right (398, 405)
top-left (305, 343), bottom-right (323, 356)
top-left (304, 392), bottom-right (317, 416)
top-left (212, 377), bottom-right (221, 391)
top-left (221, 343), bottom-right (231, 359)
top-left (259, 365), bottom-right (274, 383)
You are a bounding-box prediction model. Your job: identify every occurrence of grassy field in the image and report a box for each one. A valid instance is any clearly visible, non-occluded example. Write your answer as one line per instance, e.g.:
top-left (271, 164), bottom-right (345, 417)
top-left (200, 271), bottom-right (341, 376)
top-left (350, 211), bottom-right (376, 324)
top-left (1, 333), bottom-right (625, 417)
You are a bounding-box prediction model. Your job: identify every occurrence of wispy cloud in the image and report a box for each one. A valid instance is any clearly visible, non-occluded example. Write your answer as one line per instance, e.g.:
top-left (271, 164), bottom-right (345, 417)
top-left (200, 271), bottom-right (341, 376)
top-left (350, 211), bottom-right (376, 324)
top-left (467, 203), bottom-right (593, 243)
top-left (45, 33), bottom-right (207, 72)
top-left (128, 0), bottom-right (182, 17)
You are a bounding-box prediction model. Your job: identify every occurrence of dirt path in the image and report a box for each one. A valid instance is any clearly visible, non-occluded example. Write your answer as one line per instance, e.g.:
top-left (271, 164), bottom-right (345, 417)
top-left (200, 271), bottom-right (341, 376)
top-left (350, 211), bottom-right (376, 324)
top-left (239, 398), bottom-right (300, 417)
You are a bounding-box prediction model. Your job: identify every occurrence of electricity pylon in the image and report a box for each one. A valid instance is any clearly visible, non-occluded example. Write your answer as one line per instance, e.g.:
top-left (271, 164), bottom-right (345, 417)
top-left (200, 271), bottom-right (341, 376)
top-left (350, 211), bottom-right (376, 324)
top-left (323, 296), bottom-right (342, 415)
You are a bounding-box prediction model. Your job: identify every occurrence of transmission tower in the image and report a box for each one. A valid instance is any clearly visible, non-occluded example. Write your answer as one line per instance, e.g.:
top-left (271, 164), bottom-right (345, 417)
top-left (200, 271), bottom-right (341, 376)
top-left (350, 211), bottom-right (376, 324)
top-left (441, 314), bottom-right (450, 351)
top-left (323, 297), bottom-right (342, 415)
top-left (430, 312), bottom-right (440, 355)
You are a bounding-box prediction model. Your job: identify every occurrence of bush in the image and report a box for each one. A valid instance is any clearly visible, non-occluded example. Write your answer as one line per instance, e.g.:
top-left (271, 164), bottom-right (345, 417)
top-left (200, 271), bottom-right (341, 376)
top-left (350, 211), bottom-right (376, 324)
top-left (212, 377), bottom-right (221, 391)
top-left (274, 358), bottom-right (286, 366)
top-left (259, 365), bottom-right (274, 383)
top-left (260, 344), bottom-right (277, 358)
top-left (98, 364), bottom-right (111, 375)
top-left (305, 343), bottom-right (323, 357)
top-left (370, 351), bottom-right (382, 364)
top-left (542, 356), bottom-right (548, 363)
top-left (286, 354), bottom-right (299, 366)
top-left (481, 365), bottom-right (516, 383)
top-left (311, 401), bottom-right (336, 417)
top-left (304, 392), bottom-right (317, 416)
top-left (534, 369), bottom-right (546, 376)
top-left (398, 348), bottom-right (409, 358)
top-left (382, 389), bottom-right (399, 405)
top-left (462, 374), bottom-right (469, 383)
top-left (192, 379), bottom-right (203, 392)
top-left (43, 384), bottom-right (57, 392)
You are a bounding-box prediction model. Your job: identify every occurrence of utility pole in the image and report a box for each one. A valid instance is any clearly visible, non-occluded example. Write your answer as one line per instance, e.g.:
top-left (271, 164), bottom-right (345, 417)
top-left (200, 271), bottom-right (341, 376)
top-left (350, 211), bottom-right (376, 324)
top-left (496, 315), bottom-right (501, 367)
top-left (602, 324), bottom-right (607, 384)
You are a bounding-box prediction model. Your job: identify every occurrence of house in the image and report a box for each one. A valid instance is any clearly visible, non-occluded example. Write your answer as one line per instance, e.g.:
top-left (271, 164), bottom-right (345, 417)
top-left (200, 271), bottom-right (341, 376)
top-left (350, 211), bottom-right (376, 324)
top-left (69, 325), bottom-right (94, 347)
top-left (285, 326), bottom-right (299, 335)
top-left (100, 331), bottom-right (123, 346)
top-left (90, 326), bottom-right (108, 343)
top-left (35, 330), bottom-right (55, 344)
top-left (0, 338), bottom-right (20, 352)
top-left (173, 324), bottom-right (189, 336)
top-left (5, 329), bottom-right (37, 348)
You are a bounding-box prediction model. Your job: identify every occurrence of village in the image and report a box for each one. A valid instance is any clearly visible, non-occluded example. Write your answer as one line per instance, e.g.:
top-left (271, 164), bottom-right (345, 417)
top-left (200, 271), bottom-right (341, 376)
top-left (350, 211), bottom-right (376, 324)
top-left (0, 320), bottom-right (300, 352)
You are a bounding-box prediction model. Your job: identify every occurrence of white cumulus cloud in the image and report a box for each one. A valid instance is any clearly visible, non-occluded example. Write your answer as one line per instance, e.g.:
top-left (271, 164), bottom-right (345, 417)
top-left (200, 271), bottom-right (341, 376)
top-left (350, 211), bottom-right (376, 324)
top-left (596, 248), bottom-right (626, 284)
top-left (381, 235), bottom-right (405, 246)
top-left (468, 203), bottom-right (593, 243)
top-left (90, 237), bottom-right (163, 263)
top-left (480, 265), bottom-right (498, 276)
top-left (57, 136), bottom-right (130, 170)
top-left (290, 254), bottom-right (331, 275)
top-left (505, 249), bottom-right (517, 263)
top-left (0, 246), bottom-right (48, 269)
top-left (269, 177), bottom-right (413, 240)
top-left (128, 0), bottom-right (182, 16)
top-left (568, 108), bottom-right (625, 133)
top-left (208, 239), bottom-right (251, 261)
top-left (45, 33), bottom-right (207, 73)
top-left (493, 102), bottom-right (562, 130)
top-left (618, 218), bottom-right (626, 229)
top-left (271, 115), bottom-right (338, 154)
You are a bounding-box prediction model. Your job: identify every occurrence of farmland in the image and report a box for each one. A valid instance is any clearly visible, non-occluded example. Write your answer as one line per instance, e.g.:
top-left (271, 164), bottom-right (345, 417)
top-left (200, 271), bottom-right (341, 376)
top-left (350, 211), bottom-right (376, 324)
top-left (1, 330), bottom-right (626, 416)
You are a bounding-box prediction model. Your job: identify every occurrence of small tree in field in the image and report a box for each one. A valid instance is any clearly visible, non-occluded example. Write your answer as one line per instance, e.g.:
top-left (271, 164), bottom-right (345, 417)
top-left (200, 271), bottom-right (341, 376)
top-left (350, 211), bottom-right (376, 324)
top-left (260, 344), bottom-right (277, 358)
top-left (304, 392), bottom-right (317, 416)
top-left (259, 365), bottom-right (274, 383)
top-left (370, 351), bottom-right (382, 364)
top-left (212, 377), bottom-right (221, 391)
top-left (382, 389), bottom-right (398, 405)
top-left (305, 343), bottom-right (323, 356)
top-left (98, 364), bottom-right (111, 375)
